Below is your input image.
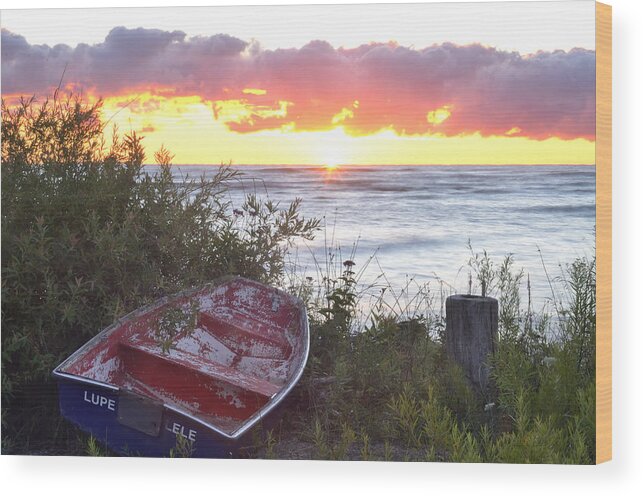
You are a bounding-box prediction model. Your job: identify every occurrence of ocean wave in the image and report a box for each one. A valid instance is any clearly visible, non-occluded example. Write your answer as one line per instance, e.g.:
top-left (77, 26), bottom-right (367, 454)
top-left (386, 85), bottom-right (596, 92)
top-left (469, 187), bottom-right (511, 195)
top-left (544, 169), bottom-right (596, 178)
top-left (518, 204), bottom-right (596, 215)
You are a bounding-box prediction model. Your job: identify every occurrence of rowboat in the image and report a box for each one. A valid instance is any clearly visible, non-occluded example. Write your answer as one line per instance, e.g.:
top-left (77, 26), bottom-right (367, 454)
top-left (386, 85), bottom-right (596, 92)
top-left (52, 276), bottom-right (309, 457)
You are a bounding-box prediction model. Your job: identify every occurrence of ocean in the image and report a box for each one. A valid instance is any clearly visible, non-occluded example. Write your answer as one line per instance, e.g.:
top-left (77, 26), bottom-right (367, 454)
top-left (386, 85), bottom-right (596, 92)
top-left (156, 164), bottom-right (596, 315)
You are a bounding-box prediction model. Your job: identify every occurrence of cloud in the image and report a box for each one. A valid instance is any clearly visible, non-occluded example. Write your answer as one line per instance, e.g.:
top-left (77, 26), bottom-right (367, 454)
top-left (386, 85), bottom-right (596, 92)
top-left (1, 27), bottom-right (595, 140)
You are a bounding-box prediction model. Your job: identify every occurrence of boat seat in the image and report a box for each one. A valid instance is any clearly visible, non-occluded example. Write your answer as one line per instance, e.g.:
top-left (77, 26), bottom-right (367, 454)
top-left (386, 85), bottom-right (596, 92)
top-left (197, 310), bottom-right (292, 359)
top-left (119, 341), bottom-right (282, 399)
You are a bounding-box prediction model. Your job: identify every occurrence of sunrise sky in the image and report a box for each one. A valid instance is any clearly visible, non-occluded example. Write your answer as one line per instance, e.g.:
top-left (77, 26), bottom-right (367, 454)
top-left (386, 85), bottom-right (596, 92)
top-left (1, 1), bottom-right (597, 165)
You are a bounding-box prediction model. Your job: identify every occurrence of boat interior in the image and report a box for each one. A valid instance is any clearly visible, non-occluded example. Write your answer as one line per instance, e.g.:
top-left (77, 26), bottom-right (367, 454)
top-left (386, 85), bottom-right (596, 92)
top-left (58, 279), bottom-right (308, 436)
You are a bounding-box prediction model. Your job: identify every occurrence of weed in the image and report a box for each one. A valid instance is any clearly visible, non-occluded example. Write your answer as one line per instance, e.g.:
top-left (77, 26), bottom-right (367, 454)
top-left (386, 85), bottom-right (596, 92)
top-left (263, 430), bottom-right (278, 460)
top-left (169, 434), bottom-right (195, 458)
top-left (85, 435), bottom-right (107, 457)
top-left (155, 300), bottom-right (199, 354)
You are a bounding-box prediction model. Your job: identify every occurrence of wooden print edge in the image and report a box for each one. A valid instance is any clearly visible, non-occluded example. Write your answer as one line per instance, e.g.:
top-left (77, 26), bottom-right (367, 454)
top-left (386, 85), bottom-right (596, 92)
top-left (595, 0), bottom-right (612, 464)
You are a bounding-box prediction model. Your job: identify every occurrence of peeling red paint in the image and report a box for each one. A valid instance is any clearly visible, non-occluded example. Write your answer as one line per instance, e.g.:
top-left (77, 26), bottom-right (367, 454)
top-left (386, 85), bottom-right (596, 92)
top-left (59, 277), bottom-right (308, 436)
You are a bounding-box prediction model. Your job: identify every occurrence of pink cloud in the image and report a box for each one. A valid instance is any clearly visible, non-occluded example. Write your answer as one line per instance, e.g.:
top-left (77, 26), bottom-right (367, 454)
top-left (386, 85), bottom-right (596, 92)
top-left (1, 27), bottom-right (596, 140)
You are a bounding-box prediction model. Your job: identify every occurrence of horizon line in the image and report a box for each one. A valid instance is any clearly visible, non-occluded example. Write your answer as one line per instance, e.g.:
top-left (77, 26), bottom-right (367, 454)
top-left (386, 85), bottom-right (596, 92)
top-left (142, 163), bottom-right (597, 167)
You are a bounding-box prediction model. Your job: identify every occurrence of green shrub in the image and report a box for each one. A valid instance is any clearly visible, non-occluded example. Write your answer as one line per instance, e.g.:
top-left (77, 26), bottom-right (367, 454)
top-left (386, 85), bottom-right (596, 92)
top-left (1, 93), bottom-right (319, 453)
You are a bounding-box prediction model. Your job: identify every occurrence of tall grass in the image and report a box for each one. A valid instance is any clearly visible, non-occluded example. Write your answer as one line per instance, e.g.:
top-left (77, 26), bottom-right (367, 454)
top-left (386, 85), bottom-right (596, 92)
top-left (270, 241), bottom-right (596, 463)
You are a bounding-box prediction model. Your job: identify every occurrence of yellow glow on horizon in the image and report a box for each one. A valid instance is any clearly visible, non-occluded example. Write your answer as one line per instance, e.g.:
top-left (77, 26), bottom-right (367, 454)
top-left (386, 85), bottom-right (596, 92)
top-left (100, 94), bottom-right (595, 166)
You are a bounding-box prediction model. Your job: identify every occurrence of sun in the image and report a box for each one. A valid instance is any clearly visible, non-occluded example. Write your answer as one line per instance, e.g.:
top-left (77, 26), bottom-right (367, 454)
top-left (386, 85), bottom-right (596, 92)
top-left (315, 128), bottom-right (353, 169)
top-left (320, 147), bottom-right (346, 170)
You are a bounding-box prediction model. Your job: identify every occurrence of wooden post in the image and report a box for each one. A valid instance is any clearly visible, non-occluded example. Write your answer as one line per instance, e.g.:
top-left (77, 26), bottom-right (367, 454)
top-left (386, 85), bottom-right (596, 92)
top-left (445, 294), bottom-right (498, 392)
